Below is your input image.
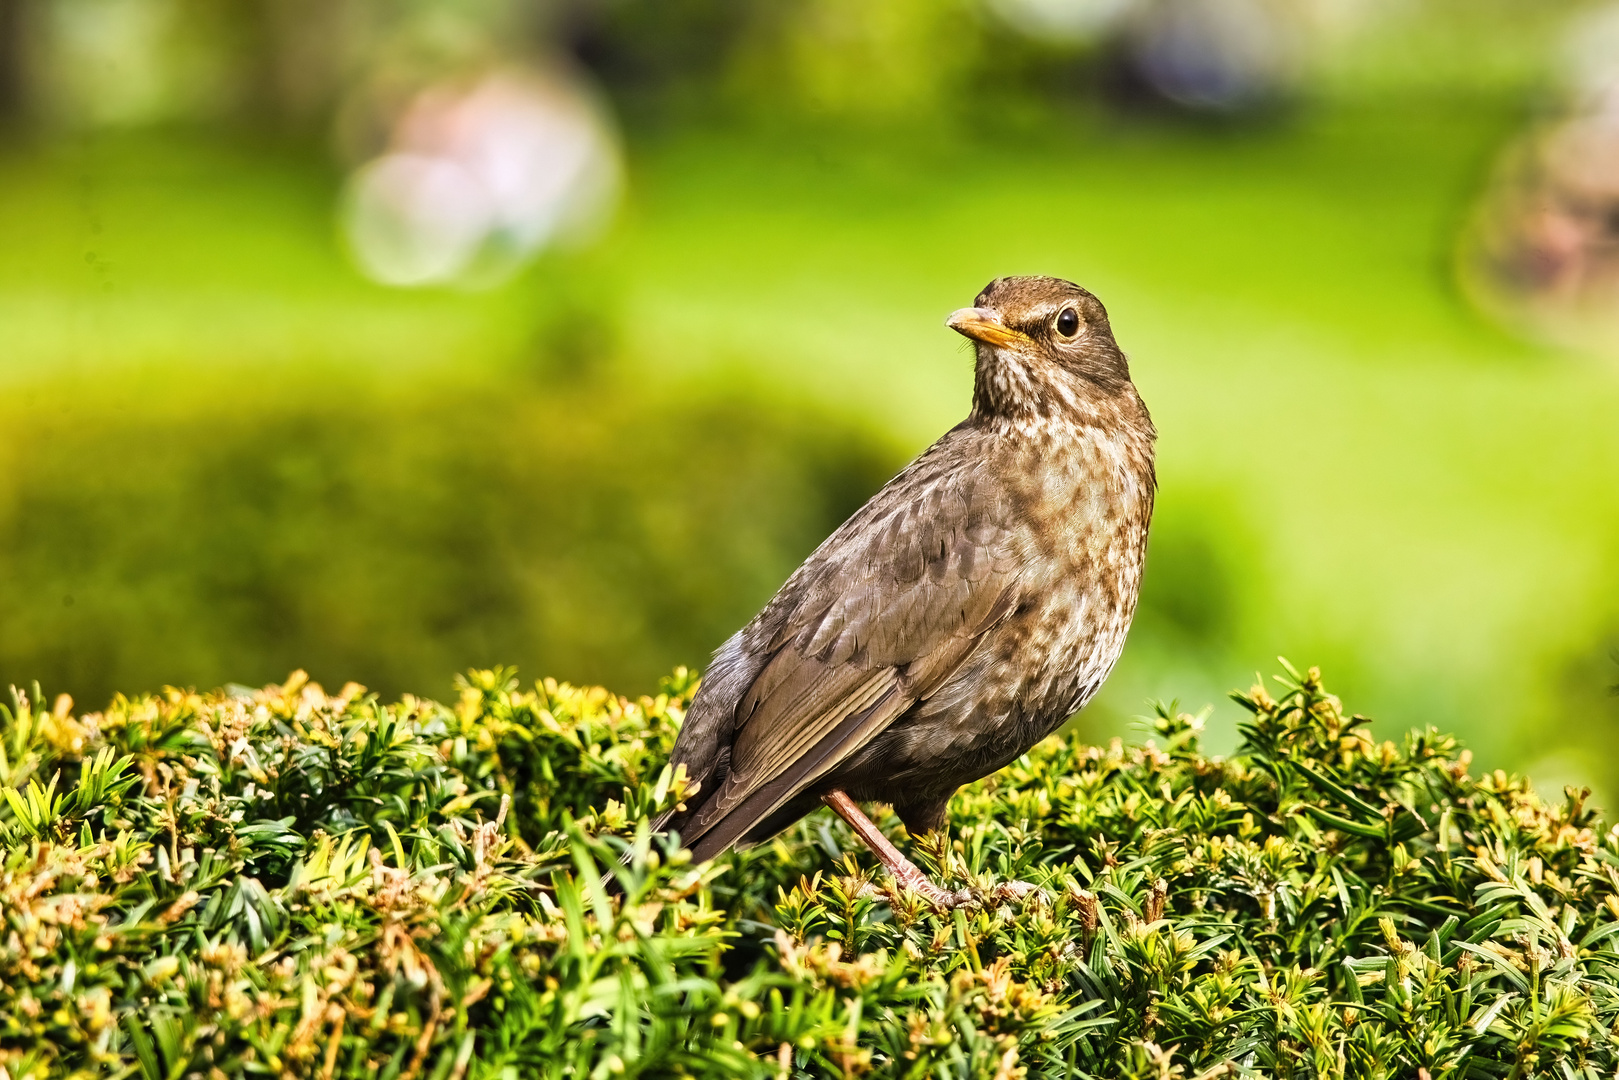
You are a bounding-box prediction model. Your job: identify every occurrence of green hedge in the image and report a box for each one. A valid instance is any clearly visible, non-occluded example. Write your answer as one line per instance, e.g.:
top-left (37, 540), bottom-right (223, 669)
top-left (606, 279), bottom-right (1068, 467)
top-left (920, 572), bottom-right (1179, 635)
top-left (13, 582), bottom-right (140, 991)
top-left (2, 662), bottom-right (1615, 1078)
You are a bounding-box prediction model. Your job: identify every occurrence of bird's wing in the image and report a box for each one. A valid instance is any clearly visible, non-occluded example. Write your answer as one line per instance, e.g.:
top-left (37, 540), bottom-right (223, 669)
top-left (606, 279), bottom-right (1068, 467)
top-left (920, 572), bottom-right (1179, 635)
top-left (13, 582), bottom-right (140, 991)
top-left (678, 451), bottom-right (1023, 860)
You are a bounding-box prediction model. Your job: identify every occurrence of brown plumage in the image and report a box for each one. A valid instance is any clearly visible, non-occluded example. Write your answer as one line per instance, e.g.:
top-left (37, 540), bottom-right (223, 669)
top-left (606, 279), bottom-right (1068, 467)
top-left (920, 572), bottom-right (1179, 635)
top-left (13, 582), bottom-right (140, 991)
top-left (654, 276), bottom-right (1156, 905)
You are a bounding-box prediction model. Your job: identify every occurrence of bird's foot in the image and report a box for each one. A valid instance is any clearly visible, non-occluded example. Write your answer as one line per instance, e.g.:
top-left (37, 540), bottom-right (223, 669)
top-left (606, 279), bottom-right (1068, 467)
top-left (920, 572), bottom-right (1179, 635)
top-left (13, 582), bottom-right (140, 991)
top-left (858, 864), bottom-right (971, 910)
top-left (822, 790), bottom-right (1037, 912)
top-left (875, 871), bottom-right (1046, 912)
top-left (908, 876), bottom-right (976, 912)
top-left (979, 880), bottom-right (1050, 908)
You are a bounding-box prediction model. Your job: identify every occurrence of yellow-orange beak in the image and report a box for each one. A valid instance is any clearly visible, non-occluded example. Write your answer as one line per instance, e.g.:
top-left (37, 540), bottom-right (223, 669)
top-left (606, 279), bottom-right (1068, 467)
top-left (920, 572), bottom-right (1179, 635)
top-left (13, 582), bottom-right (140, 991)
top-left (946, 307), bottom-right (1029, 348)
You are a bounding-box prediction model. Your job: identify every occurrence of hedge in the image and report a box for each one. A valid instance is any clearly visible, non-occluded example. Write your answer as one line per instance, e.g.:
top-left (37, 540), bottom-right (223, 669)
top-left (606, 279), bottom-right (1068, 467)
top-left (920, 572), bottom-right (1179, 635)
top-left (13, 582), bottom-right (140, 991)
top-left (2, 662), bottom-right (1615, 1079)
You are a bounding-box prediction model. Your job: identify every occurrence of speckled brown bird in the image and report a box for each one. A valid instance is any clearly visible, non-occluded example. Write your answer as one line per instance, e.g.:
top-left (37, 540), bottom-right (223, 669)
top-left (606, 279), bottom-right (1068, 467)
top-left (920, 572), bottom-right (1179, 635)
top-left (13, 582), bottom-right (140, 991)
top-left (653, 276), bottom-right (1156, 906)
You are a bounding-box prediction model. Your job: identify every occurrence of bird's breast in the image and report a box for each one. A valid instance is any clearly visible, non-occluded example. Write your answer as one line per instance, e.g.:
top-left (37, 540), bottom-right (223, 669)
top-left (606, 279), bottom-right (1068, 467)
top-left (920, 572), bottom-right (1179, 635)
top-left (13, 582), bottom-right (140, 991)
top-left (853, 422), bottom-right (1154, 795)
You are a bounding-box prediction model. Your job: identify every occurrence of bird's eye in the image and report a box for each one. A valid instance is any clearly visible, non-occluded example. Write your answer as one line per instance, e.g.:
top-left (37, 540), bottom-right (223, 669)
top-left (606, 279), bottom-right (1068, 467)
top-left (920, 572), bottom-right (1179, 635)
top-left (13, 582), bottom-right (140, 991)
top-left (1055, 307), bottom-right (1081, 338)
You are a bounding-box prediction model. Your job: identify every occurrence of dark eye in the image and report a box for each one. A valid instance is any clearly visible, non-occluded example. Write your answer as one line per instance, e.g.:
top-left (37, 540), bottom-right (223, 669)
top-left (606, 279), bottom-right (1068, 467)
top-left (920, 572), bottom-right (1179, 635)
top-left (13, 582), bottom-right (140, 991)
top-left (1055, 307), bottom-right (1080, 338)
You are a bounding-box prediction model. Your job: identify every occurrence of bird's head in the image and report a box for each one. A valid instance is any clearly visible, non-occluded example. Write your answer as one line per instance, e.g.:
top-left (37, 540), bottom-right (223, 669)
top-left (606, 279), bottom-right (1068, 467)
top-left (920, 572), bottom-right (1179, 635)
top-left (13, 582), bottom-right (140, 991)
top-left (948, 276), bottom-right (1136, 424)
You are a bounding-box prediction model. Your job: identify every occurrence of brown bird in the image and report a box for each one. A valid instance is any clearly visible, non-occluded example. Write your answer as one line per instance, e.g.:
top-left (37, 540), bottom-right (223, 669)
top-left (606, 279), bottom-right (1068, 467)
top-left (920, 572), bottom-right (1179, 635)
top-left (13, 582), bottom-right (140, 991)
top-left (652, 276), bottom-right (1156, 907)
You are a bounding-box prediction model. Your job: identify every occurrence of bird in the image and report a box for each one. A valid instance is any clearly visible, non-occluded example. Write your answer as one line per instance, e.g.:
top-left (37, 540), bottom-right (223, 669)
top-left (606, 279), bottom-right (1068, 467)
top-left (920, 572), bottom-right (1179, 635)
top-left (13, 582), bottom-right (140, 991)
top-left (648, 275), bottom-right (1156, 908)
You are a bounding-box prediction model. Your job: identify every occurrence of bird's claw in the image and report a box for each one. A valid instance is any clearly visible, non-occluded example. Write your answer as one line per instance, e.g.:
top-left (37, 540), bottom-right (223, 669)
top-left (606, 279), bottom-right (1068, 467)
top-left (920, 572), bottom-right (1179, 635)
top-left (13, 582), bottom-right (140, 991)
top-left (858, 875), bottom-right (973, 911)
top-left (869, 876), bottom-right (1046, 912)
top-left (948, 880), bottom-right (1050, 911)
top-left (985, 880), bottom-right (1049, 907)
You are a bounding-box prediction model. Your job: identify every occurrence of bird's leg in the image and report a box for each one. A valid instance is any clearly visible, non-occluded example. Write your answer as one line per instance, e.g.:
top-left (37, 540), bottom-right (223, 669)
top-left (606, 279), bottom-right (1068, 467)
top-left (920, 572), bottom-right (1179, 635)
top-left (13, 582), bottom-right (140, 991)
top-left (821, 789), bottom-right (970, 910)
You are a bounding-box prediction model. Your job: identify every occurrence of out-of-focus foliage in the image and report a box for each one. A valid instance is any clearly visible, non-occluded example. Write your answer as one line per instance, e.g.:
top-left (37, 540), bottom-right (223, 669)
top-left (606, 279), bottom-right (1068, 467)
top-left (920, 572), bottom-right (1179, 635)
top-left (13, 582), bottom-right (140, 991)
top-left (0, 375), bottom-right (899, 707)
top-left (6, 0), bottom-right (1591, 136)
top-left (6, 661), bottom-right (1619, 1078)
top-left (1459, 1), bottom-right (1619, 359)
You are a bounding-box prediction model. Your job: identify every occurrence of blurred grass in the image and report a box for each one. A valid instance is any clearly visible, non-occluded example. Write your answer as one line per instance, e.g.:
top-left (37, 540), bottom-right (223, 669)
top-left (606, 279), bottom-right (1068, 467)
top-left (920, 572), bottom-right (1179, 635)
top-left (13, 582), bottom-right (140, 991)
top-left (0, 135), bottom-right (536, 379)
top-left (1, 88), bottom-right (1616, 797)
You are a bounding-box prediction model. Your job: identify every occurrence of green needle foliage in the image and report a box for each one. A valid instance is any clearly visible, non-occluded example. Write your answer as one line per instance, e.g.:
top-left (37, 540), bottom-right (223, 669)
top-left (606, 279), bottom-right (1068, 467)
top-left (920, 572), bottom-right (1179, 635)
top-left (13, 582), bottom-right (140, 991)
top-left (3, 661), bottom-right (1618, 1079)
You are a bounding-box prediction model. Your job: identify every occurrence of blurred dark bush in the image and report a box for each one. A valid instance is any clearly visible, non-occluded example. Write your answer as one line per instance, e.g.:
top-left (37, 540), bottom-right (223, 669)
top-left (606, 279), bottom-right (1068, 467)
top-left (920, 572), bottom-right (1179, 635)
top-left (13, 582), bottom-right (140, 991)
top-left (1, 0), bottom-right (1132, 136)
top-left (0, 372), bottom-right (901, 704)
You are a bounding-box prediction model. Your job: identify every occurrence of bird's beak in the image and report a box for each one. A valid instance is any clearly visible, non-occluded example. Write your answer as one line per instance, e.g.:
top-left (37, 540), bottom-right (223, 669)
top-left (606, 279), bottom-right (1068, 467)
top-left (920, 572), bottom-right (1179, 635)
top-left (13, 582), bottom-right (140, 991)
top-left (946, 307), bottom-right (1029, 348)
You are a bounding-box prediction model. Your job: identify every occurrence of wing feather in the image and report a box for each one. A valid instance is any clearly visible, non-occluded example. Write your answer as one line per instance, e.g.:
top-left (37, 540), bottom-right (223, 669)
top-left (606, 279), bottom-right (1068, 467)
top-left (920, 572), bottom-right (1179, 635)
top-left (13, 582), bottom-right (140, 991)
top-left (665, 432), bottom-right (1025, 858)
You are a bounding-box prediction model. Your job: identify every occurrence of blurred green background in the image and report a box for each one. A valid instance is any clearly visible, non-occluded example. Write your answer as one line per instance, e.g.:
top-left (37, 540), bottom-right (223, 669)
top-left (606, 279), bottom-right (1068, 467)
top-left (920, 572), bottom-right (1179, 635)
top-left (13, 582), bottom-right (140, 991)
top-left (1, 0), bottom-right (1617, 798)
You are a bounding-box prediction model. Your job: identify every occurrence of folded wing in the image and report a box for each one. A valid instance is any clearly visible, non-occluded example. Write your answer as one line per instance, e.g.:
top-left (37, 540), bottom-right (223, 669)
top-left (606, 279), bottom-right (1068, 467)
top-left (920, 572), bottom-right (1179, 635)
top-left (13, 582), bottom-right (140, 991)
top-left (670, 453), bottom-right (1024, 862)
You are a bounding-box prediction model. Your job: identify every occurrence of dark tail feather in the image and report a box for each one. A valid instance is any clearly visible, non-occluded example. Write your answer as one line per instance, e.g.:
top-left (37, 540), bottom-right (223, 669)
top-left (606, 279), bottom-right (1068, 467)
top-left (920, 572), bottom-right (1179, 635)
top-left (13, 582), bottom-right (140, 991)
top-left (682, 686), bottom-right (906, 864)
